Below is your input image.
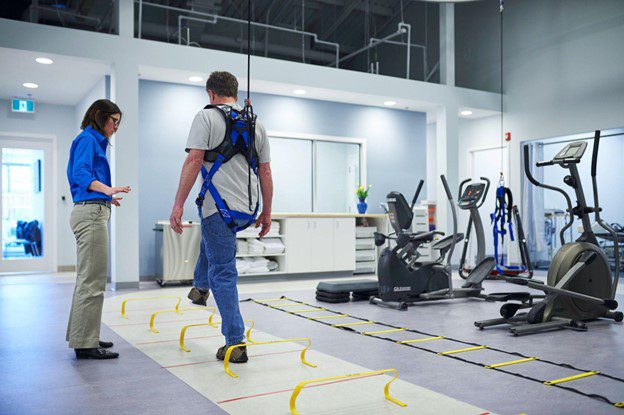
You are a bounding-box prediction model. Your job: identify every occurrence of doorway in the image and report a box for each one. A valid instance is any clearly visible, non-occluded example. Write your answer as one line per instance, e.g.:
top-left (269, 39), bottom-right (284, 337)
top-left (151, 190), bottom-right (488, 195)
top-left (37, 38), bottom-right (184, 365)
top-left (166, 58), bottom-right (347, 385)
top-left (0, 135), bottom-right (55, 273)
top-left (466, 145), bottom-right (510, 268)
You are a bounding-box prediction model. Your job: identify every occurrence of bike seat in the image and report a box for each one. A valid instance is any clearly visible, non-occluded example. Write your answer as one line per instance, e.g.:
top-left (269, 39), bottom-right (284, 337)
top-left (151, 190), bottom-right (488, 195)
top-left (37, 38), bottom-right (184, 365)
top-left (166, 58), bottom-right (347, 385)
top-left (409, 231), bottom-right (444, 244)
top-left (505, 276), bottom-right (542, 286)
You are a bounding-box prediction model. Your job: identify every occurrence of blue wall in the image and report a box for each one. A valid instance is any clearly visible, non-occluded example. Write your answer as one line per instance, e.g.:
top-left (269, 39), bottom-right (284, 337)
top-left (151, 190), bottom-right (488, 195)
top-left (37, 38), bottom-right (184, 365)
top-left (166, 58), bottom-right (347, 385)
top-left (138, 80), bottom-right (427, 276)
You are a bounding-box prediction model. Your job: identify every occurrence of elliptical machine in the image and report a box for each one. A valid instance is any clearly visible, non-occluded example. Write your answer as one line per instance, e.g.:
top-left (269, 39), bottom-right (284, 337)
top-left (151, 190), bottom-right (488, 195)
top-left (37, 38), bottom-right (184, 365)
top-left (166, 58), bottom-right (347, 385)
top-left (370, 175), bottom-right (500, 310)
top-left (475, 131), bottom-right (622, 335)
top-left (457, 177), bottom-right (490, 279)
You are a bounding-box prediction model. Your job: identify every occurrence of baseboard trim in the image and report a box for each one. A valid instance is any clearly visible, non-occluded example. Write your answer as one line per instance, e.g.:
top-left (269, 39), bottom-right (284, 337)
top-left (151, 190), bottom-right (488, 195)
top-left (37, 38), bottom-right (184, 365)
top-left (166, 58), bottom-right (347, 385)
top-left (110, 281), bottom-right (140, 291)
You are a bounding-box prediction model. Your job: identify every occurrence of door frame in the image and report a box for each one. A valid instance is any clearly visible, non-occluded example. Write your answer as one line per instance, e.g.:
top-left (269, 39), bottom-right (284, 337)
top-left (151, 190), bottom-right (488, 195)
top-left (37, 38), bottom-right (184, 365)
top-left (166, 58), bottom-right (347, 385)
top-left (467, 143), bottom-right (510, 180)
top-left (467, 143), bottom-right (518, 263)
top-left (0, 131), bottom-right (58, 274)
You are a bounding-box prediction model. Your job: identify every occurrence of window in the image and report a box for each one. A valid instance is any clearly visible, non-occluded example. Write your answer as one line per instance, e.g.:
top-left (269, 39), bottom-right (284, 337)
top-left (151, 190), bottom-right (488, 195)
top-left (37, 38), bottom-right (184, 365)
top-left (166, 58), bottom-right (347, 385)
top-left (267, 132), bottom-right (366, 214)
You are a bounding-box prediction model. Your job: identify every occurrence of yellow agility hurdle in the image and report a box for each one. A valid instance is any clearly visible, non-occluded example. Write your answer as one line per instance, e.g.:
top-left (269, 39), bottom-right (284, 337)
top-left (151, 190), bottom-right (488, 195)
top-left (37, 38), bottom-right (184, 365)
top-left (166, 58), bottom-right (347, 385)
top-left (179, 320), bottom-right (256, 352)
top-left (149, 307), bottom-right (216, 333)
top-left (289, 368), bottom-right (407, 414)
top-left (224, 338), bottom-right (316, 378)
top-left (120, 296), bottom-right (181, 319)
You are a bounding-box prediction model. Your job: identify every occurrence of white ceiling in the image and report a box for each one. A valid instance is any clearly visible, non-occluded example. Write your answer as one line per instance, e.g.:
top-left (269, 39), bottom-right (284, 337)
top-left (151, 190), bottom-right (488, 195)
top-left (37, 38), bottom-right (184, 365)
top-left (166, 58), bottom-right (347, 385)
top-left (0, 47), bottom-right (110, 106)
top-left (138, 65), bottom-right (498, 121)
top-left (139, 64), bottom-right (442, 114)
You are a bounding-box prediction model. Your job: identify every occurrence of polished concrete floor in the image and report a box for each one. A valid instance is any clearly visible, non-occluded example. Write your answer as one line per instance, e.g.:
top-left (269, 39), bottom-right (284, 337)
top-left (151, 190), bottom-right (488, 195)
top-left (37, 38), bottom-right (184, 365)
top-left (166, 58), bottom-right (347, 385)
top-left (1, 271), bottom-right (623, 415)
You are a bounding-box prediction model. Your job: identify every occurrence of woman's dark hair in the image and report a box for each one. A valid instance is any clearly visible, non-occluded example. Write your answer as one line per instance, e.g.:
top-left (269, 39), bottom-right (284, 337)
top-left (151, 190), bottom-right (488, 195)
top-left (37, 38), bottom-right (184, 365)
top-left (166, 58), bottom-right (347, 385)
top-left (205, 71), bottom-right (238, 98)
top-left (81, 99), bottom-right (122, 133)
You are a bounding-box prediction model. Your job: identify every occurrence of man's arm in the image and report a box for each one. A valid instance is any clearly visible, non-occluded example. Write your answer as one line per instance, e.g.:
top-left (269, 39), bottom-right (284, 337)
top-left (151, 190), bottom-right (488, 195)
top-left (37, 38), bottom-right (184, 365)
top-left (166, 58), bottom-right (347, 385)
top-left (170, 149), bottom-right (205, 233)
top-left (256, 162), bottom-right (273, 237)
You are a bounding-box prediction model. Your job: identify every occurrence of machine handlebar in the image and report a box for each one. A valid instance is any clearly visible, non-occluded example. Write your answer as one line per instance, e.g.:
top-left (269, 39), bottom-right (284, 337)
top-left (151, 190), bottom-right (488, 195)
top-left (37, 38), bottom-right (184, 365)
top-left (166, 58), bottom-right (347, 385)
top-left (457, 178), bottom-right (471, 201)
top-left (591, 130), bottom-right (600, 177)
top-left (410, 180), bottom-right (425, 210)
top-left (441, 175), bottom-right (453, 200)
top-left (476, 176), bottom-right (491, 208)
top-left (536, 160), bottom-right (555, 167)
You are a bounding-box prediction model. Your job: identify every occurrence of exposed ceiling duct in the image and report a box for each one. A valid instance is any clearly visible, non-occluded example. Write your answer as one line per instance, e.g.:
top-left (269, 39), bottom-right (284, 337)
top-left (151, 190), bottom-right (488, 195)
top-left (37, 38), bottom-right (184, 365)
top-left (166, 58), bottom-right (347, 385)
top-left (2, 0), bottom-right (441, 83)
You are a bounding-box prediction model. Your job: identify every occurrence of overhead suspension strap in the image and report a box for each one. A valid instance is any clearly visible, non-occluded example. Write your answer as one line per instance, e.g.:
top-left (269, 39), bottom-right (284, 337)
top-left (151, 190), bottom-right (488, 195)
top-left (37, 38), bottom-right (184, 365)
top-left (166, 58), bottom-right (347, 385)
top-left (499, 0), bottom-right (504, 172)
top-left (195, 0), bottom-right (259, 232)
top-left (246, 296), bottom-right (624, 409)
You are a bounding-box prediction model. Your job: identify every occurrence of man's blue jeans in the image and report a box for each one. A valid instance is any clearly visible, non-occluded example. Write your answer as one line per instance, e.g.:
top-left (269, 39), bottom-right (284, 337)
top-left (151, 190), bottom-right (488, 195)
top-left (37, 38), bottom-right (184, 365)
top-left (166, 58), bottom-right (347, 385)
top-left (193, 213), bottom-right (245, 345)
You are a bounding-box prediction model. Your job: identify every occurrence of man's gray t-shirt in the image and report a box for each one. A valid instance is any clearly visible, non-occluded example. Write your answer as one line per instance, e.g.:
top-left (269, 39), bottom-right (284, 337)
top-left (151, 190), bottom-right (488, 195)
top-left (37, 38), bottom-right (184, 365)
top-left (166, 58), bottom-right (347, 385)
top-left (185, 102), bottom-right (270, 219)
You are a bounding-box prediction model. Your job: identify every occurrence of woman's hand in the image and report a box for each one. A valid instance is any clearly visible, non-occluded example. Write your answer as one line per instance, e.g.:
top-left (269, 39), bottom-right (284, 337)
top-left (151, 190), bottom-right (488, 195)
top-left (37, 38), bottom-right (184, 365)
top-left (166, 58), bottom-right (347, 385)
top-left (106, 186), bottom-right (131, 196)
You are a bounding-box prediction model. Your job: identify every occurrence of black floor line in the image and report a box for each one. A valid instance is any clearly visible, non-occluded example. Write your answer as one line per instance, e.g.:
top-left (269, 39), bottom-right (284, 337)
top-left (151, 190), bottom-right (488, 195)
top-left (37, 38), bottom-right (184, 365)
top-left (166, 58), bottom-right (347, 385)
top-left (245, 296), bottom-right (624, 410)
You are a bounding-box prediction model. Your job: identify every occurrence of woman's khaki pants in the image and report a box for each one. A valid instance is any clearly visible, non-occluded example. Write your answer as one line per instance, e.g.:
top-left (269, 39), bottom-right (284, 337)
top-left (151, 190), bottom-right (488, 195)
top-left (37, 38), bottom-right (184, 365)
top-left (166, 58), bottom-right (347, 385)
top-left (66, 203), bottom-right (110, 349)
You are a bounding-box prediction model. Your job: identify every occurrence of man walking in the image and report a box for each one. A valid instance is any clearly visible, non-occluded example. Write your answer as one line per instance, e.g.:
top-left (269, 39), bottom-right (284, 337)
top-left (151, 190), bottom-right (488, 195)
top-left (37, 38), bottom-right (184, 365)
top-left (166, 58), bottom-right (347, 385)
top-left (170, 71), bottom-right (273, 363)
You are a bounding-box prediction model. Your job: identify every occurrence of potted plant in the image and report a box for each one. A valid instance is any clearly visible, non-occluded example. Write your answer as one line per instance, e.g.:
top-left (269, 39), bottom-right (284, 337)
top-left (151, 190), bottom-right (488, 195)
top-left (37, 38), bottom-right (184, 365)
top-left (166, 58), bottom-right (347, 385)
top-left (355, 184), bottom-right (372, 214)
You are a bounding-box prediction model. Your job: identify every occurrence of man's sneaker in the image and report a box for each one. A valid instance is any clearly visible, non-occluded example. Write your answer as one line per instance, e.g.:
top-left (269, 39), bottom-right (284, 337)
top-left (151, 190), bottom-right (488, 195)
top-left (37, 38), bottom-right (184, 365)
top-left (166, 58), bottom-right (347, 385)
top-left (188, 287), bottom-right (210, 306)
top-left (216, 344), bottom-right (248, 363)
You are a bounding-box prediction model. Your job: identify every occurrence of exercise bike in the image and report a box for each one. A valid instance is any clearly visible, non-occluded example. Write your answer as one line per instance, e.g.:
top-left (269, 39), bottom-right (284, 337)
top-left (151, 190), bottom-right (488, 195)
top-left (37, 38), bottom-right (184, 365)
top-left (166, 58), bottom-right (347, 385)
top-left (475, 131), bottom-right (622, 335)
top-left (370, 175), bottom-right (530, 310)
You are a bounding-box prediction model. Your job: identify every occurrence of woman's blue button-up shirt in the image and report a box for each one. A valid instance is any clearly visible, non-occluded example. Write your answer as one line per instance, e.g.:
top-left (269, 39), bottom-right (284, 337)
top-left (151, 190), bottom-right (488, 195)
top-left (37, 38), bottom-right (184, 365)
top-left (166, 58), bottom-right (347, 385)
top-left (67, 126), bottom-right (112, 203)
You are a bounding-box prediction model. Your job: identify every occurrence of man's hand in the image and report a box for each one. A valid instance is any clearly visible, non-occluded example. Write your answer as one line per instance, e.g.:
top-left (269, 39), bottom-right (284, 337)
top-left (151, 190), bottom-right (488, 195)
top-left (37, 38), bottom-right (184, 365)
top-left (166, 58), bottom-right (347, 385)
top-left (170, 204), bottom-right (184, 234)
top-left (255, 211), bottom-right (271, 237)
top-left (111, 197), bottom-right (123, 207)
top-left (106, 186), bottom-right (131, 196)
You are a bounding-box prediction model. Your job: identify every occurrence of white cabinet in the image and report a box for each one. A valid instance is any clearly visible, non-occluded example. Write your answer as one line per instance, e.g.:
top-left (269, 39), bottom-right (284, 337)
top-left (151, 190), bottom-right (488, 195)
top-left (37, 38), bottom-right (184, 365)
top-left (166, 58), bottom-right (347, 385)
top-left (333, 218), bottom-right (356, 270)
top-left (284, 217), bottom-right (355, 273)
top-left (309, 219), bottom-right (335, 272)
top-left (284, 219), bottom-right (313, 273)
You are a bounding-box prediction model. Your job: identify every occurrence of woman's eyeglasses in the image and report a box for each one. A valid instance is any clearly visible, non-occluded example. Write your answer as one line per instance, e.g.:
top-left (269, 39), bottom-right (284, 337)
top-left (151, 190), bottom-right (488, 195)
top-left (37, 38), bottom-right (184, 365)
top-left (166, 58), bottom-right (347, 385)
top-left (109, 116), bottom-right (121, 127)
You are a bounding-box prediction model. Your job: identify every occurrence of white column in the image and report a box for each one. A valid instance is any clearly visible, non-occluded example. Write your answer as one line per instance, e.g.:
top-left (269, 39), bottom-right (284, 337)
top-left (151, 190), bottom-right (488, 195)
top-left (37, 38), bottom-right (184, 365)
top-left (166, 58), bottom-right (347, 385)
top-left (109, 59), bottom-right (140, 290)
top-left (115, 0), bottom-right (134, 38)
top-left (426, 121), bottom-right (438, 201)
top-left (439, 3), bottom-right (455, 87)
top-left (435, 105), bottom-right (459, 240)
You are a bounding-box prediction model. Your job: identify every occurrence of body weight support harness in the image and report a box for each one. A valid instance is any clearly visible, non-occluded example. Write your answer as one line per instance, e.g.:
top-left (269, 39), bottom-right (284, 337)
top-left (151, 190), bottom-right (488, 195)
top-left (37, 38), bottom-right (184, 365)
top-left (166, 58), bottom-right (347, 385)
top-left (490, 181), bottom-right (527, 275)
top-left (195, 104), bottom-right (260, 232)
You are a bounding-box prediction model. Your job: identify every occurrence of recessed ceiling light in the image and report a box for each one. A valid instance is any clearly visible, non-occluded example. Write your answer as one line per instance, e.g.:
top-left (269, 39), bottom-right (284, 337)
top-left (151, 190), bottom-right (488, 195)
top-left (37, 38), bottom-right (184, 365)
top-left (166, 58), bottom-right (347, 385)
top-left (188, 76), bottom-right (203, 82)
top-left (384, 100), bottom-right (396, 106)
top-left (35, 57), bottom-right (54, 65)
top-left (460, 110), bottom-right (473, 116)
top-left (293, 89), bottom-right (306, 95)
top-left (23, 82), bottom-right (39, 89)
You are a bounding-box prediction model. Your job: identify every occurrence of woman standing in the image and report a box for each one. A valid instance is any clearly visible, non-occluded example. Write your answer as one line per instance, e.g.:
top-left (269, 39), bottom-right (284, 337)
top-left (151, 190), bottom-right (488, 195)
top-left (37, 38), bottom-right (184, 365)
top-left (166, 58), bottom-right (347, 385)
top-left (66, 99), bottom-right (130, 359)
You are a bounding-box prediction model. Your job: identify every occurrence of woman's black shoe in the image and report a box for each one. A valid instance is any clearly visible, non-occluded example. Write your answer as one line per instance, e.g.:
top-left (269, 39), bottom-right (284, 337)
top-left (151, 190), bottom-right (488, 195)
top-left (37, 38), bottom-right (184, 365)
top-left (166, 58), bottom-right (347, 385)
top-left (75, 347), bottom-right (119, 359)
top-left (99, 341), bottom-right (113, 348)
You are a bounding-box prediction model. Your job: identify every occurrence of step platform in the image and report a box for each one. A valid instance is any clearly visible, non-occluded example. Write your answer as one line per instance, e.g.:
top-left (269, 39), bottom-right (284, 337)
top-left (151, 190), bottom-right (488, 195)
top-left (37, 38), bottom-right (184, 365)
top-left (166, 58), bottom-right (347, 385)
top-left (316, 279), bottom-right (379, 304)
